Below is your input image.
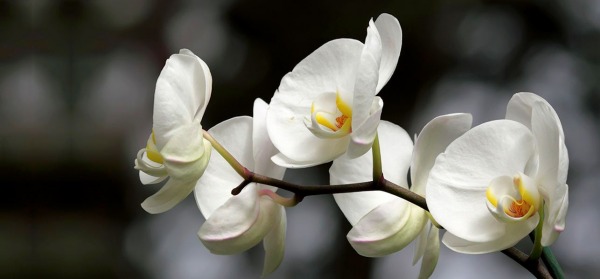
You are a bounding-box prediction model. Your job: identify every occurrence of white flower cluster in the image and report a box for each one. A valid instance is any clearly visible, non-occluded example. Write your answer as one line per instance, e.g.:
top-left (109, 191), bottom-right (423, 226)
top-left (134, 14), bottom-right (568, 278)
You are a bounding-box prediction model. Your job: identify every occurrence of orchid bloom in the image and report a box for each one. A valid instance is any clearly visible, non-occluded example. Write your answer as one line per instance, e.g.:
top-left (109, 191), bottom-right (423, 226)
top-left (331, 114), bottom-right (472, 278)
top-left (266, 13), bottom-right (402, 167)
top-left (134, 49), bottom-right (212, 214)
top-left (426, 93), bottom-right (568, 253)
top-left (194, 99), bottom-right (287, 277)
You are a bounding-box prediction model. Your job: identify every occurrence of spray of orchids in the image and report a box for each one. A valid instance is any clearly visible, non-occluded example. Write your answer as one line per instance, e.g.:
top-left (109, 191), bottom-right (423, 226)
top-left (134, 14), bottom-right (567, 279)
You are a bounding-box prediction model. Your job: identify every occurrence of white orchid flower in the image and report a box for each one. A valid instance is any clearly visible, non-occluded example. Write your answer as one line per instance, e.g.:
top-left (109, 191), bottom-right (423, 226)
top-left (134, 49), bottom-right (212, 214)
top-left (331, 114), bottom-right (472, 278)
top-left (426, 93), bottom-right (568, 253)
top-left (195, 99), bottom-right (287, 277)
top-left (267, 13), bottom-right (402, 167)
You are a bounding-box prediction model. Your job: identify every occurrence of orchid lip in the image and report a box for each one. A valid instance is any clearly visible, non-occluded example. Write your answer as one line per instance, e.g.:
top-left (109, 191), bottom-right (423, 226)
top-left (306, 91), bottom-right (353, 138)
top-left (135, 148), bottom-right (168, 177)
top-left (486, 173), bottom-right (541, 222)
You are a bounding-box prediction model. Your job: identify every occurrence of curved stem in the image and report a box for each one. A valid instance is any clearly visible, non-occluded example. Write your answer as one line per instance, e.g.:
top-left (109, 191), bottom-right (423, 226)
top-left (379, 177), bottom-right (429, 211)
top-left (541, 247), bottom-right (566, 279)
top-left (203, 130), bottom-right (248, 179)
top-left (243, 172), bottom-right (376, 196)
top-left (234, 172), bottom-right (429, 211)
top-left (502, 247), bottom-right (552, 279)
top-left (259, 189), bottom-right (303, 207)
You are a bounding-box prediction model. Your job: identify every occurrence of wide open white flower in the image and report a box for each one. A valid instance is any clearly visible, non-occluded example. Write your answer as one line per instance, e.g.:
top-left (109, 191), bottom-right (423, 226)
top-left (427, 93), bottom-right (568, 253)
top-left (195, 99), bottom-right (287, 277)
top-left (134, 49), bottom-right (212, 214)
top-left (267, 13), bottom-right (402, 167)
top-left (331, 114), bottom-right (472, 278)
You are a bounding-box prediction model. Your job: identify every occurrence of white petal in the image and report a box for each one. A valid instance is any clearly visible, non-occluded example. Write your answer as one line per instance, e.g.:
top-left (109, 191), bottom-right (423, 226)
top-left (541, 184), bottom-right (568, 246)
top-left (153, 51), bottom-right (211, 148)
top-left (199, 186), bottom-right (279, 254)
top-left (270, 153), bottom-right (324, 168)
top-left (373, 13), bottom-right (402, 92)
top-left (506, 93), bottom-right (564, 138)
top-left (413, 221), bottom-right (429, 265)
top-left (194, 116), bottom-right (254, 218)
top-left (506, 92), bottom-right (568, 184)
top-left (252, 99), bottom-right (286, 181)
top-left (506, 92), bottom-right (536, 130)
top-left (417, 223), bottom-right (440, 279)
top-left (141, 177), bottom-right (196, 214)
top-left (332, 121), bottom-right (413, 225)
top-left (442, 215), bottom-right (538, 254)
top-left (348, 201), bottom-right (426, 257)
top-left (557, 137), bottom-right (569, 186)
top-left (267, 39), bottom-right (363, 164)
top-left (136, 151), bottom-right (167, 184)
top-left (426, 120), bottom-right (535, 242)
top-left (532, 101), bottom-right (561, 188)
top-left (410, 113), bottom-right (472, 195)
top-left (178, 49), bottom-right (212, 121)
top-left (139, 171), bottom-right (167, 185)
top-left (279, 38), bottom-right (363, 102)
top-left (347, 97), bottom-right (383, 158)
top-left (531, 103), bottom-right (570, 240)
top-left (262, 205), bottom-right (287, 277)
top-left (351, 20), bottom-right (382, 129)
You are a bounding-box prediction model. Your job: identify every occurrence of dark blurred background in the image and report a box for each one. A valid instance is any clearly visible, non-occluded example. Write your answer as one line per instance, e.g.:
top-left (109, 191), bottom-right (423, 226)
top-left (2, 0), bottom-right (599, 278)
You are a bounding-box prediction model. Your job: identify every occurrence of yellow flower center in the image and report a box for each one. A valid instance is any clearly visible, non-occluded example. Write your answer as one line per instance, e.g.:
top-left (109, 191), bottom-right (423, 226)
top-left (485, 173), bottom-right (541, 221)
top-left (311, 91), bottom-right (352, 133)
top-left (505, 199), bottom-right (532, 218)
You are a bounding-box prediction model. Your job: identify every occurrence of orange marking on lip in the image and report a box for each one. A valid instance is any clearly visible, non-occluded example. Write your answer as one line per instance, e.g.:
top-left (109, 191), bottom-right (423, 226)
top-left (505, 199), bottom-right (531, 218)
top-left (335, 114), bottom-right (349, 129)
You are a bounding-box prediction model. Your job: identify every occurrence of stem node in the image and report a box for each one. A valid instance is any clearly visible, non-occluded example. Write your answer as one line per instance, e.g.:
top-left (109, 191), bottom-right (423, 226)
top-left (232, 175), bottom-right (253, 195)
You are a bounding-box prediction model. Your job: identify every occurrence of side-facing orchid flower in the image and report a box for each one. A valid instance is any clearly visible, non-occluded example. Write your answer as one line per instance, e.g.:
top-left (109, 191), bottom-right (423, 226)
top-left (426, 93), bottom-right (568, 253)
top-left (134, 49), bottom-right (212, 214)
top-left (331, 114), bottom-right (472, 278)
top-left (266, 13), bottom-right (402, 167)
top-left (505, 92), bottom-right (569, 246)
top-left (195, 99), bottom-right (287, 277)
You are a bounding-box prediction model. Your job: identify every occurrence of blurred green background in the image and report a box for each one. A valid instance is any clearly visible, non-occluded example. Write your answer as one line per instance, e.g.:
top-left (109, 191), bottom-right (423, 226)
top-left (2, 0), bottom-right (600, 278)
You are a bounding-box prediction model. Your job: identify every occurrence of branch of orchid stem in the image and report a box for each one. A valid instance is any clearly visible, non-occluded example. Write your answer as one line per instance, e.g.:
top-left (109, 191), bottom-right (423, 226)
top-left (202, 130), bottom-right (247, 178)
top-left (202, 129), bottom-right (428, 210)
top-left (203, 130), bottom-right (556, 278)
top-left (232, 172), bottom-right (429, 211)
top-left (502, 247), bottom-right (552, 279)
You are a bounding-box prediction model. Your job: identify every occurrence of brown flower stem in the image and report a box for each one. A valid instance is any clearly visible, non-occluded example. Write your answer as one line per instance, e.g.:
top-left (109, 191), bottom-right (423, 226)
top-left (502, 247), bottom-right (552, 279)
top-left (231, 170), bottom-right (429, 210)
top-left (210, 132), bottom-right (554, 279)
